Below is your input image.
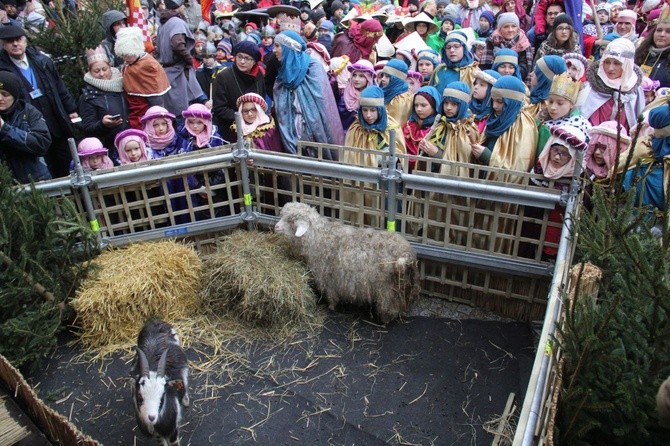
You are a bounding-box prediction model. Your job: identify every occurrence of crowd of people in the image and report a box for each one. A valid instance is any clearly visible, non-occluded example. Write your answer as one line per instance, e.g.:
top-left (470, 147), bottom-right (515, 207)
top-left (1, 0), bottom-right (669, 249)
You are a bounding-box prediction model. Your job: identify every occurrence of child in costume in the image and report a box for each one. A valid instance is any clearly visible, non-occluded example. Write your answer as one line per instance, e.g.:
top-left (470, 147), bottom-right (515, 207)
top-left (179, 103), bottom-right (227, 153)
top-left (76, 137), bottom-right (114, 171)
top-left (114, 129), bottom-right (150, 165)
top-left (403, 86), bottom-right (442, 172)
top-left (469, 69), bottom-right (501, 133)
top-left (140, 106), bottom-right (182, 159)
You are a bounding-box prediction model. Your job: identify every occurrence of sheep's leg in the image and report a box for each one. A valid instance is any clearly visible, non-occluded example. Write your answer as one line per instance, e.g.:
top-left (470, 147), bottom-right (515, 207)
top-left (180, 368), bottom-right (190, 408)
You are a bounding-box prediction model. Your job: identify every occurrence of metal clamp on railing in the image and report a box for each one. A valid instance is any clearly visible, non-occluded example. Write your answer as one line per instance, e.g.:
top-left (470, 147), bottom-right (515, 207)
top-left (234, 112), bottom-right (259, 228)
top-left (67, 137), bottom-right (106, 248)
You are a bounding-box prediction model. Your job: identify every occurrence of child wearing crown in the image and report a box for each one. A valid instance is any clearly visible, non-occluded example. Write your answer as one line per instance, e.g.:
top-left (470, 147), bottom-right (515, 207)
top-left (536, 72), bottom-right (592, 157)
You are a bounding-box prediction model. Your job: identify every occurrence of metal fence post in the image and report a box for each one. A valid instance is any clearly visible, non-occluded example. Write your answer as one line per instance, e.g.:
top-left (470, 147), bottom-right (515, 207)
top-left (232, 111), bottom-right (258, 229)
top-left (381, 129), bottom-right (402, 232)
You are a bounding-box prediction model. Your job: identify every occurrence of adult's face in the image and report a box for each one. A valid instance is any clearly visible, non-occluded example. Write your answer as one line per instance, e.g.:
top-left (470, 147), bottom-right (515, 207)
top-left (654, 23), bottom-right (670, 49)
top-left (602, 58), bottom-right (624, 79)
top-left (89, 60), bottom-right (112, 80)
top-left (546, 5), bottom-right (563, 26)
top-left (272, 42), bottom-right (282, 62)
top-left (0, 89), bottom-right (15, 112)
top-left (444, 42), bottom-right (464, 63)
top-left (615, 20), bottom-right (633, 36)
top-left (235, 52), bottom-right (255, 73)
top-left (112, 20), bottom-right (126, 36)
top-left (499, 23), bottom-right (518, 40)
top-left (554, 23), bottom-right (572, 44)
top-left (2, 35), bottom-right (27, 59)
top-left (3, 4), bottom-right (17, 19)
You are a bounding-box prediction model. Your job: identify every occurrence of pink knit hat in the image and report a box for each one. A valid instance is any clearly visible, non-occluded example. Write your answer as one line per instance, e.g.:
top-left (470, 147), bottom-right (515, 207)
top-left (139, 106), bottom-right (176, 125)
top-left (77, 137), bottom-right (109, 157)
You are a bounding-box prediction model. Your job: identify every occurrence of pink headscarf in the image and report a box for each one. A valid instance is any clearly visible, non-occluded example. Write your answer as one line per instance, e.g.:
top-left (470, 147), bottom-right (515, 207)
top-left (77, 137), bottom-right (114, 171)
top-left (182, 103), bottom-right (214, 148)
top-left (236, 93), bottom-right (271, 136)
top-left (538, 125), bottom-right (588, 179)
top-left (141, 106), bottom-right (176, 150)
top-left (114, 129), bottom-right (150, 165)
top-left (343, 59), bottom-right (375, 112)
top-left (586, 121), bottom-right (631, 179)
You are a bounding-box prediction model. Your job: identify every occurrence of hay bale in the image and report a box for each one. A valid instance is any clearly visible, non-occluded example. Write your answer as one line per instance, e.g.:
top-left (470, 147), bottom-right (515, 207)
top-left (72, 241), bottom-right (203, 352)
top-left (202, 230), bottom-right (319, 331)
top-left (568, 262), bottom-right (602, 309)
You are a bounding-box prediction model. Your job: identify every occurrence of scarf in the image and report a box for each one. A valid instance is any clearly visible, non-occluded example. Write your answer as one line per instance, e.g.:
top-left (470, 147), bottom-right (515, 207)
top-left (538, 135), bottom-right (576, 179)
top-left (83, 68), bottom-right (124, 93)
top-left (144, 118), bottom-right (176, 151)
top-left (185, 117), bottom-right (213, 149)
top-left (489, 30), bottom-right (531, 52)
top-left (343, 70), bottom-right (373, 112)
top-left (585, 132), bottom-right (624, 179)
top-left (382, 75), bottom-right (409, 104)
top-left (276, 30), bottom-right (311, 90)
top-left (348, 24), bottom-right (378, 59)
top-left (240, 102), bottom-right (272, 136)
top-left (358, 86), bottom-right (388, 133)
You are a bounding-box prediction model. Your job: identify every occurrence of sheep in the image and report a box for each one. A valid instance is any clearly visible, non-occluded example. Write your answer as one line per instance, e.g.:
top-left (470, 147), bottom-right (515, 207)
top-left (132, 319), bottom-right (189, 446)
top-left (274, 202), bottom-right (420, 323)
top-left (657, 375), bottom-right (670, 428)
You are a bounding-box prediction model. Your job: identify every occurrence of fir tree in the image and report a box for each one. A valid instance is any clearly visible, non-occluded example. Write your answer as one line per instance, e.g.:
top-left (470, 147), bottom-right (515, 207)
top-left (0, 165), bottom-right (97, 371)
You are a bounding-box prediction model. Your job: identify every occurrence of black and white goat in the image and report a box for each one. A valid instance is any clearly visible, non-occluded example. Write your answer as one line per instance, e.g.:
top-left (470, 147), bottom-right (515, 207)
top-left (132, 319), bottom-right (189, 446)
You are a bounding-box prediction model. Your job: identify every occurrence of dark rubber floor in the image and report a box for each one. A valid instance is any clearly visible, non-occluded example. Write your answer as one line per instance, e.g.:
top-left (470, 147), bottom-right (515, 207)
top-left (27, 314), bottom-right (534, 445)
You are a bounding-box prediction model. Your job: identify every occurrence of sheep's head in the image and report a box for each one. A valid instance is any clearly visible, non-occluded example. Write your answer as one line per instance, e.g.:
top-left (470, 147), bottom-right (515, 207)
top-left (274, 202), bottom-right (319, 238)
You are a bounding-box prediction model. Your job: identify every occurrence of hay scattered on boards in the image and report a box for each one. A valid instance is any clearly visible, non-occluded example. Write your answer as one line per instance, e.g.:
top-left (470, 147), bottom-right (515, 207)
top-left (202, 230), bottom-right (322, 335)
top-left (71, 241), bottom-right (203, 354)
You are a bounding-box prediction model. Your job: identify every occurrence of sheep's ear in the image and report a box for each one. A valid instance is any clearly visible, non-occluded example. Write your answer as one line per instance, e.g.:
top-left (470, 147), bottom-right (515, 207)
top-left (168, 379), bottom-right (185, 390)
top-left (295, 221), bottom-right (309, 237)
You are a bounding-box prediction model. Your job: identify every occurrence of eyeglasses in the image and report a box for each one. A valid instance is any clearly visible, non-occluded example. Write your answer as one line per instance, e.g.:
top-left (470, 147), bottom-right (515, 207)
top-left (236, 54), bottom-right (255, 62)
top-left (555, 25), bottom-right (572, 32)
top-left (241, 108), bottom-right (257, 114)
top-left (550, 145), bottom-right (572, 159)
top-left (445, 44), bottom-right (463, 51)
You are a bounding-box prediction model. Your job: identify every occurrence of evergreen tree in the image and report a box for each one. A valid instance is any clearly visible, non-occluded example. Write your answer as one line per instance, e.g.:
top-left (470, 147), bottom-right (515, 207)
top-left (0, 165), bottom-right (97, 371)
top-left (555, 175), bottom-right (670, 444)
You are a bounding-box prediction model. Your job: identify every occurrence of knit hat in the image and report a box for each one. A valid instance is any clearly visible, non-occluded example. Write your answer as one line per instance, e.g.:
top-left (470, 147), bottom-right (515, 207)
top-left (217, 38), bottom-right (233, 55)
top-left (234, 40), bottom-right (261, 62)
top-left (0, 71), bottom-right (22, 100)
top-left (479, 11), bottom-right (495, 27)
top-left (77, 137), bottom-right (109, 157)
top-left (319, 20), bottom-right (335, 32)
top-left (596, 3), bottom-right (611, 14)
top-left (139, 105), bottom-right (176, 125)
top-left (331, 0), bottom-right (344, 11)
top-left (164, 0), bottom-right (184, 10)
top-left (496, 12), bottom-right (519, 29)
top-left (491, 75), bottom-right (527, 103)
top-left (616, 9), bottom-right (637, 24)
top-left (114, 26), bottom-right (145, 58)
top-left (382, 58), bottom-right (408, 81)
top-left (310, 8), bottom-right (326, 24)
top-left (562, 52), bottom-right (588, 80)
top-left (416, 48), bottom-right (441, 66)
top-left (246, 32), bottom-right (261, 46)
top-left (236, 92), bottom-right (268, 112)
top-left (552, 13), bottom-right (574, 29)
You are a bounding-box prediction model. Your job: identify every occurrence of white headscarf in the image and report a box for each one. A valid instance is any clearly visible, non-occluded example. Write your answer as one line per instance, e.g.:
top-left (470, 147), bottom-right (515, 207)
top-left (597, 38), bottom-right (638, 92)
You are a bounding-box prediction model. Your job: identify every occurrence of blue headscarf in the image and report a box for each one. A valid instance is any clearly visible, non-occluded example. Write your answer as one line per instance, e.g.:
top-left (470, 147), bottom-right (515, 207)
top-left (408, 85), bottom-right (441, 127)
top-left (469, 69), bottom-right (501, 121)
top-left (275, 30), bottom-right (311, 90)
top-left (530, 55), bottom-right (567, 105)
top-left (416, 48), bottom-right (441, 82)
top-left (381, 59), bottom-right (409, 104)
top-left (358, 85), bottom-right (388, 132)
top-left (443, 31), bottom-right (473, 70)
top-left (649, 104), bottom-right (670, 160)
top-left (441, 81), bottom-right (472, 122)
top-left (491, 48), bottom-right (522, 81)
top-left (485, 76), bottom-right (527, 138)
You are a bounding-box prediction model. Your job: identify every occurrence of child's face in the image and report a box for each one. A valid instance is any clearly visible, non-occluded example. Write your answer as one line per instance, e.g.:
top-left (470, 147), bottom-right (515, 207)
top-left (492, 97), bottom-right (504, 116)
top-left (124, 141), bottom-right (143, 162)
top-left (417, 60), bottom-right (434, 77)
top-left (88, 154), bottom-right (105, 170)
top-left (497, 62), bottom-right (516, 76)
top-left (644, 90), bottom-right (656, 105)
top-left (549, 144), bottom-right (572, 169)
top-left (479, 17), bottom-right (490, 32)
top-left (378, 73), bottom-right (390, 88)
top-left (529, 70), bottom-right (538, 88)
top-left (408, 77), bottom-right (421, 92)
top-left (472, 78), bottom-right (489, 101)
top-left (592, 143), bottom-right (607, 166)
top-left (442, 100), bottom-right (459, 118)
top-left (473, 45), bottom-right (484, 59)
top-left (187, 117), bottom-right (206, 133)
top-left (567, 63), bottom-right (582, 81)
top-left (351, 71), bottom-right (369, 90)
top-left (153, 118), bottom-right (169, 136)
top-left (597, 10), bottom-right (609, 24)
top-left (441, 21), bottom-right (453, 33)
top-left (241, 102), bottom-right (258, 124)
top-left (413, 95), bottom-right (435, 120)
top-left (546, 94), bottom-right (573, 120)
top-left (362, 106), bottom-right (379, 125)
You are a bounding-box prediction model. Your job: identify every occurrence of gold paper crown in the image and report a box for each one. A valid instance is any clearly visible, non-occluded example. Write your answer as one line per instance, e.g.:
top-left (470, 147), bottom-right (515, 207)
top-left (85, 46), bottom-right (109, 67)
top-left (549, 72), bottom-right (581, 104)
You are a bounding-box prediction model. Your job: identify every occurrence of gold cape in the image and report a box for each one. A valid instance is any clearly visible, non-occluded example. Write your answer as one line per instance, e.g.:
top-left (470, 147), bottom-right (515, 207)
top-left (385, 92), bottom-right (414, 128)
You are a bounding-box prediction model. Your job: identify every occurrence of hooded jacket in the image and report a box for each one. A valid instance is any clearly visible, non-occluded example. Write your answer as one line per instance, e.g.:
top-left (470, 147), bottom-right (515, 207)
top-left (100, 10), bottom-right (127, 68)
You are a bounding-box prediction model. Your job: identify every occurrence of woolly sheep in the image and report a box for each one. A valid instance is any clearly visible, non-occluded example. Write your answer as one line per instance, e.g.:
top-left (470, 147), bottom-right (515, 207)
top-left (274, 202), bottom-right (420, 323)
top-left (657, 375), bottom-right (670, 428)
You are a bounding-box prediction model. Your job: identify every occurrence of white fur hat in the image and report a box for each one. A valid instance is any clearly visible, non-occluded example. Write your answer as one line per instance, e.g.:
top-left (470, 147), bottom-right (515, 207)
top-left (114, 26), bottom-right (145, 58)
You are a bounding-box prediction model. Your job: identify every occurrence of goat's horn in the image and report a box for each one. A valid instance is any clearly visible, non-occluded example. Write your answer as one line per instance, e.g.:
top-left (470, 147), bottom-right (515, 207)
top-left (157, 349), bottom-right (169, 377)
top-left (137, 347), bottom-right (150, 377)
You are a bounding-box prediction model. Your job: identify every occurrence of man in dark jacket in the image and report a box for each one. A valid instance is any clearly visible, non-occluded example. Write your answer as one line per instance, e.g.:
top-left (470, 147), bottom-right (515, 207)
top-left (0, 25), bottom-right (79, 178)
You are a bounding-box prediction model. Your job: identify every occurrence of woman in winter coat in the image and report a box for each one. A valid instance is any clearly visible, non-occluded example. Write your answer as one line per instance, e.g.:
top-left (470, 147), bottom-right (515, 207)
top-left (0, 71), bottom-right (51, 184)
top-left (78, 46), bottom-right (129, 164)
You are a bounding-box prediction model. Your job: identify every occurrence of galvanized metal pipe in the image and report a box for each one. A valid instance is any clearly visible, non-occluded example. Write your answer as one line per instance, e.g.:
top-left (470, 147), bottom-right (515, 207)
top-left (384, 129), bottom-right (399, 232)
top-left (233, 111), bottom-right (256, 229)
top-left (515, 149), bottom-right (585, 446)
top-left (67, 138), bottom-right (102, 246)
